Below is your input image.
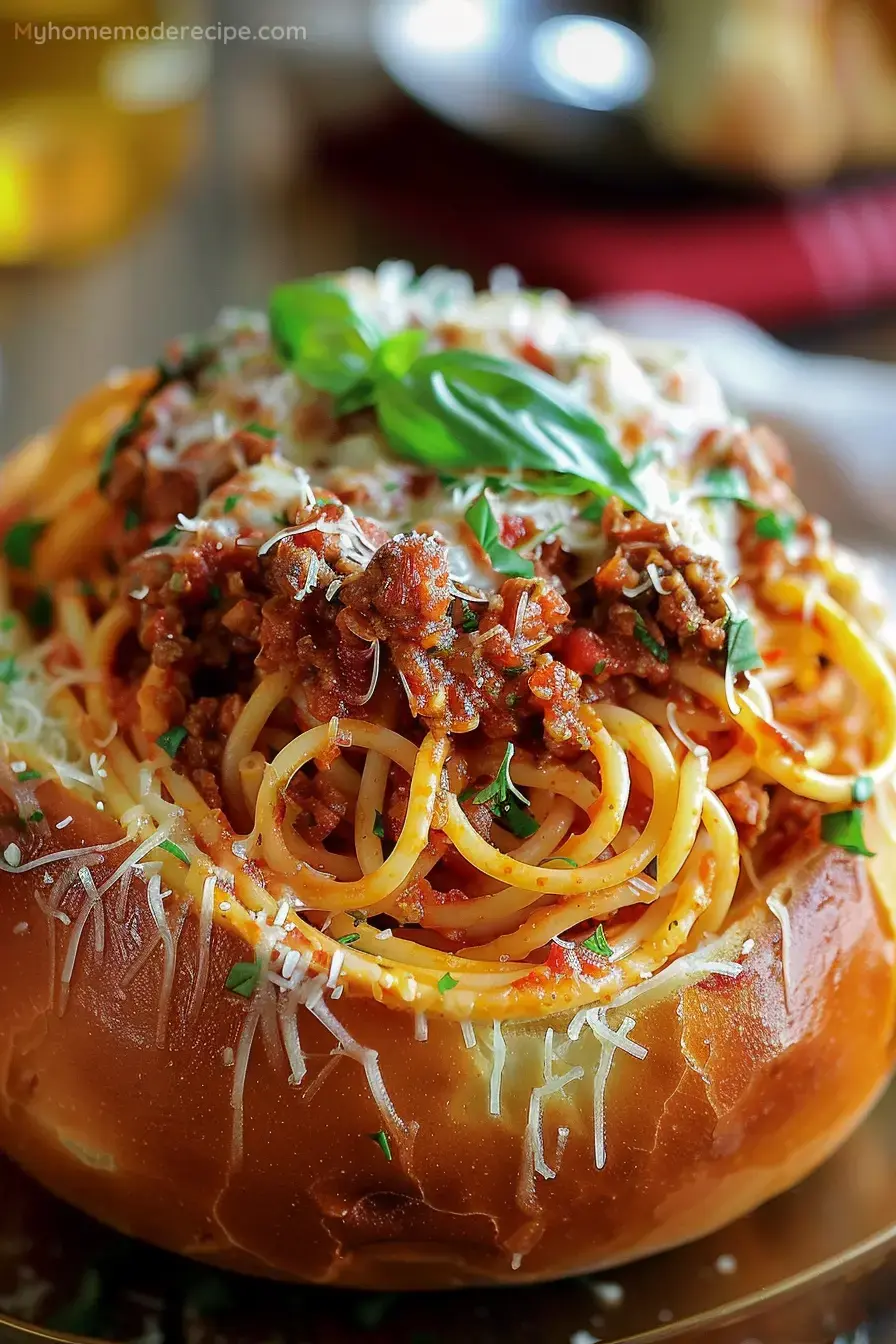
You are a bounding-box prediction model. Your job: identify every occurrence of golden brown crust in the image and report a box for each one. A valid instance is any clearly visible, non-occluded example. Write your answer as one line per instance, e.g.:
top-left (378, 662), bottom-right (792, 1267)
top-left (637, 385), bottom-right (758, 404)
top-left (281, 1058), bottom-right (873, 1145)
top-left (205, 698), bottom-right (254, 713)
top-left (0, 783), bottom-right (894, 1288)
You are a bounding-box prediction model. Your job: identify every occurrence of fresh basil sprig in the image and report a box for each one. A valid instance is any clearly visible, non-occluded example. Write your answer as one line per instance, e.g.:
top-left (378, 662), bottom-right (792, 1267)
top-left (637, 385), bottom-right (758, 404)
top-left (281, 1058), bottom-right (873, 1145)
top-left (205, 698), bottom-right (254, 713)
top-left (376, 349), bottom-right (647, 510)
top-left (269, 278), bottom-right (647, 510)
top-left (269, 277), bottom-right (383, 399)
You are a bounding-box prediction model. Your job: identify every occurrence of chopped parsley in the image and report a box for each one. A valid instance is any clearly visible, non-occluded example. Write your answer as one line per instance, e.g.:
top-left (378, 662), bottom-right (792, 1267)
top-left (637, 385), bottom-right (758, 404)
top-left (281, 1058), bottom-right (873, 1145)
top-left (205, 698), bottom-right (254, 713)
top-left (464, 492), bottom-right (534, 579)
top-left (592, 659), bottom-right (607, 677)
top-left (460, 600), bottom-right (479, 633)
top-left (437, 972), bottom-right (458, 994)
top-left (821, 809), bottom-right (875, 858)
top-left (852, 775), bottom-right (874, 804)
top-left (124, 508), bottom-right (141, 532)
top-left (28, 810), bottom-right (44, 823)
top-left (581, 925), bottom-right (613, 957)
top-left (159, 839), bottom-right (190, 864)
top-left (633, 612), bottom-right (668, 663)
top-left (3, 519), bottom-right (47, 569)
top-left (0, 614), bottom-right (15, 632)
top-left (467, 742), bottom-right (538, 839)
top-left (369, 1129), bottom-right (393, 1161)
top-left (755, 511), bottom-right (796, 542)
top-left (0, 656), bottom-right (20, 685)
top-left (338, 932), bottom-right (360, 945)
top-left (373, 810), bottom-right (386, 839)
top-left (223, 495), bottom-right (240, 514)
top-left (224, 961), bottom-right (261, 998)
top-left (17, 769), bottom-right (41, 782)
top-left (542, 855), bottom-right (578, 868)
top-left (244, 421), bottom-right (277, 439)
top-left (726, 613), bottom-right (763, 678)
top-left (156, 725), bottom-right (188, 757)
top-left (148, 526), bottom-right (179, 550)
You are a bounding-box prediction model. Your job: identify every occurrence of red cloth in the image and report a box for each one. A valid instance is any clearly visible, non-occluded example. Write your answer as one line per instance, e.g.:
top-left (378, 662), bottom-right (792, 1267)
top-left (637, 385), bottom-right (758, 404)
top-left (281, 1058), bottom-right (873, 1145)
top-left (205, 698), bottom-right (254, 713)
top-left (320, 110), bottom-right (896, 325)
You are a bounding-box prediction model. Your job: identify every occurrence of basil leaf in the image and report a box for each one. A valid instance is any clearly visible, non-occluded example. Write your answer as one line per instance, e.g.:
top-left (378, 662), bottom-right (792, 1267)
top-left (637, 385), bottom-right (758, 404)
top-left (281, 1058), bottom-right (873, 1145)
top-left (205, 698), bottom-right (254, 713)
top-left (726, 613), bottom-right (763, 678)
top-left (821, 809), bottom-right (875, 858)
top-left (755, 511), bottom-right (797, 542)
top-left (852, 775), bottom-right (874, 804)
top-left (697, 466), bottom-right (753, 505)
top-left (465, 493), bottom-right (533, 578)
top-left (269, 277), bottom-right (383, 397)
top-left (333, 377), bottom-right (377, 417)
top-left (376, 349), bottom-right (647, 511)
top-left (3, 519), bottom-right (47, 569)
top-left (582, 925), bottom-right (613, 957)
top-left (225, 961), bottom-right (260, 998)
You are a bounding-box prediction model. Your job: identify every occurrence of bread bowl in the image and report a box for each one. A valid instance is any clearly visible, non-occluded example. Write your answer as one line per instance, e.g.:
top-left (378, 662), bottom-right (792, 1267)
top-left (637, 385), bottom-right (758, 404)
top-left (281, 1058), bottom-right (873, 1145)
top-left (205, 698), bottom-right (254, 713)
top-left (0, 265), bottom-right (895, 1289)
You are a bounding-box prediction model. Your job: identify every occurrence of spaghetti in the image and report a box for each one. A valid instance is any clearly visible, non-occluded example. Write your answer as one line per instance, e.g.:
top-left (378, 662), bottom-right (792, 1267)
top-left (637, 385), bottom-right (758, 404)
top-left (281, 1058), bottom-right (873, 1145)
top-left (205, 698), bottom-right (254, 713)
top-left (2, 264), bottom-right (895, 1030)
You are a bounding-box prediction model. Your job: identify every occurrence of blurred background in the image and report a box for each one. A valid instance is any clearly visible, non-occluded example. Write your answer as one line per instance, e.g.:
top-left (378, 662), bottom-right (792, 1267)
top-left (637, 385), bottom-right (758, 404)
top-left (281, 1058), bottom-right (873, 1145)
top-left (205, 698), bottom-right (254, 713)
top-left (1, 3), bottom-right (896, 1341)
top-left (2, 0), bottom-right (896, 449)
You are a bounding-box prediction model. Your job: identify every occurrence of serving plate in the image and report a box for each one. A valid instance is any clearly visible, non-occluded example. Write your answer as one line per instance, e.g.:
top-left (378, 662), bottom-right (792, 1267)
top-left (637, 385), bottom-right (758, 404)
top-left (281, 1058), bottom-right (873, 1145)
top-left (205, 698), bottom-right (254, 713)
top-left (1, 1071), bottom-right (896, 1344)
top-left (2, 302), bottom-right (895, 1343)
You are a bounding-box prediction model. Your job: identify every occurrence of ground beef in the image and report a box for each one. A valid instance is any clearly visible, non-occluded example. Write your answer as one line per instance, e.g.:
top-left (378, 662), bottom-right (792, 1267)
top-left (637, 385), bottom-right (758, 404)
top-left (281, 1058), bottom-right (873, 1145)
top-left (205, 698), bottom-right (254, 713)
top-left (718, 780), bottom-right (770, 849)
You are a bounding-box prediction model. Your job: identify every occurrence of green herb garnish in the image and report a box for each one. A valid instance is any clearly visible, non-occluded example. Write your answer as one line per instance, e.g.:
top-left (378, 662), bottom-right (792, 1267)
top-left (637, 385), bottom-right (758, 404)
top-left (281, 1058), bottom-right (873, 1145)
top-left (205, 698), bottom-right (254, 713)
top-left (373, 810), bottom-right (386, 839)
top-left (148, 526), bottom-right (179, 550)
top-left (223, 495), bottom-right (240, 514)
top-left (98, 345), bottom-right (211, 490)
top-left (465, 492), bottom-right (533, 578)
top-left (697, 466), bottom-right (753, 505)
top-left (225, 961), bottom-right (261, 998)
top-left (726, 612), bottom-right (763, 678)
top-left (852, 775), bottom-right (874, 804)
top-left (460, 600), bottom-right (479, 633)
top-left (376, 348), bottom-right (648, 510)
top-left (437, 972), bottom-right (458, 994)
top-left (3, 519), bottom-right (47, 569)
top-left (821, 809), bottom-right (875, 857)
top-left (27, 589), bottom-right (52, 629)
top-left (159, 839), bottom-right (190, 864)
top-left (338, 932), bottom-right (361, 945)
top-left (156, 725), bottom-right (188, 757)
top-left (592, 659), bottom-right (607, 676)
top-left (28, 810), bottom-right (44, 823)
top-left (244, 421), bottom-right (277, 439)
top-left (582, 925), bottom-right (613, 957)
top-left (754, 511), bottom-right (797, 542)
top-left (0, 615), bottom-right (15, 632)
top-left (269, 276), bottom-right (384, 398)
top-left (369, 1129), bottom-right (393, 1161)
top-left (0, 656), bottom-right (19, 684)
top-left (469, 742), bottom-right (539, 838)
top-left (17, 769), bottom-right (41, 782)
top-left (124, 508), bottom-right (141, 532)
top-left (542, 856), bottom-right (578, 868)
top-left (633, 613), bottom-right (668, 663)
